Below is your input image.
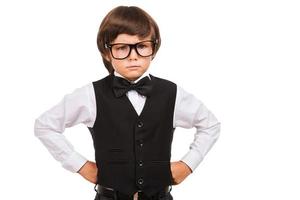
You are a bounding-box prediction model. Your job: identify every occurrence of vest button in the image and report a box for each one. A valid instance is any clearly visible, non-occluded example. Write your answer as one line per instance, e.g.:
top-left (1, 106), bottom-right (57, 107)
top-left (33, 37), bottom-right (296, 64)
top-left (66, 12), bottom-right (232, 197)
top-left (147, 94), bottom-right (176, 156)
top-left (139, 161), bottom-right (143, 167)
top-left (138, 140), bottom-right (144, 147)
top-left (137, 121), bottom-right (144, 128)
top-left (138, 178), bottom-right (144, 185)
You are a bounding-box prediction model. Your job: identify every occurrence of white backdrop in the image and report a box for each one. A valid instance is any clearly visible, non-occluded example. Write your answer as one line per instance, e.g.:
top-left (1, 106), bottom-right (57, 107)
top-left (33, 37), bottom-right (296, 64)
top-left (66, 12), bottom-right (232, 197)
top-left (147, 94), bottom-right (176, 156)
top-left (0, 0), bottom-right (299, 199)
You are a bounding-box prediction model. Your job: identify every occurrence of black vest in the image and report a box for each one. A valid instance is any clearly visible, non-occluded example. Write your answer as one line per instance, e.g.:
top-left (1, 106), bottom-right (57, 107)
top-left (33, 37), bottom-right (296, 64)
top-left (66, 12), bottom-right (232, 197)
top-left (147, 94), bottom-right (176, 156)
top-left (88, 74), bottom-right (177, 196)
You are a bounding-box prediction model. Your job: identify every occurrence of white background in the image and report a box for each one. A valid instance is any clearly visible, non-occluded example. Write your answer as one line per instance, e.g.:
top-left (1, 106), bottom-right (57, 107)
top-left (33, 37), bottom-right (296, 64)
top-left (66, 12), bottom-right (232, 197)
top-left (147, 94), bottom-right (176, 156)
top-left (0, 0), bottom-right (299, 199)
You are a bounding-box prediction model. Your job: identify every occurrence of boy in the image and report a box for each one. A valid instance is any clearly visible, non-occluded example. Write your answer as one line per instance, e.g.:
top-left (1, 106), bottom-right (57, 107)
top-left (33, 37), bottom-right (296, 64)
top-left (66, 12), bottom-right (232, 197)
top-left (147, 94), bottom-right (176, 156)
top-left (34, 6), bottom-right (220, 200)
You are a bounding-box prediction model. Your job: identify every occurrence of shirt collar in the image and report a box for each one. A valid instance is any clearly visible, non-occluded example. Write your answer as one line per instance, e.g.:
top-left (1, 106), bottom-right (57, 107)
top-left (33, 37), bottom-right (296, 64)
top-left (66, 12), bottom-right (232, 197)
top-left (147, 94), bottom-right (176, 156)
top-left (114, 71), bottom-right (151, 84)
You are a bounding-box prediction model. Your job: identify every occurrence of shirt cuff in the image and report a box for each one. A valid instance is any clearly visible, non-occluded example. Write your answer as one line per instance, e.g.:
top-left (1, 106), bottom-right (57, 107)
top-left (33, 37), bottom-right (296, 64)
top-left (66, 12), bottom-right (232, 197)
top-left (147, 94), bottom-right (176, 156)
top-left (180, 150), bottom-right (204, 172)
top-left (61, 152), bottom-right (88, 173)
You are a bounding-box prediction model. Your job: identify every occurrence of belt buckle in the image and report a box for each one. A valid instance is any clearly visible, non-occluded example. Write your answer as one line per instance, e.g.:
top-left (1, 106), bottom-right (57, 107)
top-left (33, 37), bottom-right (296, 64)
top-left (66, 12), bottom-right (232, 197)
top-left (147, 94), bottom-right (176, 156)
top-left (166, 185), bottom-right (172, 193)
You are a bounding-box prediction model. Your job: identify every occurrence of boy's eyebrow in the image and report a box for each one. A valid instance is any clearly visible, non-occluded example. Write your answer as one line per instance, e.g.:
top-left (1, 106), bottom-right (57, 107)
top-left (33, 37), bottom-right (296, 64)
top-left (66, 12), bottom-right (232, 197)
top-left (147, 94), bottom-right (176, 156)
top-left (110, 40), bottom-right (154, 45)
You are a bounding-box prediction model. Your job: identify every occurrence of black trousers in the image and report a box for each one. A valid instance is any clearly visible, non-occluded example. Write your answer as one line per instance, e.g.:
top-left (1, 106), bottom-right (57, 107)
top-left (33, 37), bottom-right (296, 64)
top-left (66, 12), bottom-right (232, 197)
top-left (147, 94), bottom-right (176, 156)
top-left (94, 191), bottom-right (173, 200)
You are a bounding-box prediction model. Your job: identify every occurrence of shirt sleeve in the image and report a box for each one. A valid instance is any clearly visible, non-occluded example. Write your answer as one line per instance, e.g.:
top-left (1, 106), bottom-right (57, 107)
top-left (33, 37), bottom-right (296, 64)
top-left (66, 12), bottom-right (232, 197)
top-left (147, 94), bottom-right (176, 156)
top-left (174, 86), bottom-right (221, 171)
top-left (34, 83), bottom-right (96, 172)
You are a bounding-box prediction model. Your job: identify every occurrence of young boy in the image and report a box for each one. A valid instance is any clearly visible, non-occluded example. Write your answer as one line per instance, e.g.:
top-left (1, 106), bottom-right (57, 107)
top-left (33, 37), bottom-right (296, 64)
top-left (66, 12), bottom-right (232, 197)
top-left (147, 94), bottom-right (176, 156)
top-left (34, 6), bottom-right (220, 200)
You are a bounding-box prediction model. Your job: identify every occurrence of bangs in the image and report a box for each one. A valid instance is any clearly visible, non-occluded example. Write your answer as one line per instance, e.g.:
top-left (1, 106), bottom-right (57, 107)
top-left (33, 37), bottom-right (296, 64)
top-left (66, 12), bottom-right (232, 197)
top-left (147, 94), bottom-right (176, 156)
top-left (102, 6), bottom-right (154, 43)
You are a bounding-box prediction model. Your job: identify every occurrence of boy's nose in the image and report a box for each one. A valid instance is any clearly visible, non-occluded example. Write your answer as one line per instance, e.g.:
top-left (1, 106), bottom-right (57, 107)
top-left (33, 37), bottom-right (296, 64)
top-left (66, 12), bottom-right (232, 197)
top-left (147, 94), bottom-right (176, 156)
top-left (128, 47), bottom-right (139, 60)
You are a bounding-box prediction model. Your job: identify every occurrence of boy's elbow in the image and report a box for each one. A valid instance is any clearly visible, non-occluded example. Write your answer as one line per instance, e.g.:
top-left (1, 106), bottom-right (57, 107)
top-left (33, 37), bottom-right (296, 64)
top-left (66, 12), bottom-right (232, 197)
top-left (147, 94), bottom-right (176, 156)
top-left (34, 118), bottom-right (45, 138)
top-left (216, 121), bottom-right (221, 139)
top-left (34, 118), bottom-right (40, 137)
top-left (211, 121), bottom-right (221, 142)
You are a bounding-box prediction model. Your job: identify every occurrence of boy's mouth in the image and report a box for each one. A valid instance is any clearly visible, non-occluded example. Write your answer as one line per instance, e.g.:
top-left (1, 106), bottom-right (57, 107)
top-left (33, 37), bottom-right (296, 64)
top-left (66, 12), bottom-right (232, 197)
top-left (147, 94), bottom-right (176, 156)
top-left (126, 65), bottom-right (140, 69)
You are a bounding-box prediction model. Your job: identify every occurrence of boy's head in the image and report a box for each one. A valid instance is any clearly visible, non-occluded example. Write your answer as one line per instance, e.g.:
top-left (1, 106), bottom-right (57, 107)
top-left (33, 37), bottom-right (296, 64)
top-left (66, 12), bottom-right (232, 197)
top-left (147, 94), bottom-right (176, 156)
top-left (97, 6), bottom-right (161, 81)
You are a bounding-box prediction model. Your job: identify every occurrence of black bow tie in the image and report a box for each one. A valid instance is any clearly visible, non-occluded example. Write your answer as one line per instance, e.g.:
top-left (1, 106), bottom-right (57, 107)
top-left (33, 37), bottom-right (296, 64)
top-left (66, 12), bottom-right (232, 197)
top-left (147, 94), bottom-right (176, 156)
top-left (112, 76), bottom-right (153, 98)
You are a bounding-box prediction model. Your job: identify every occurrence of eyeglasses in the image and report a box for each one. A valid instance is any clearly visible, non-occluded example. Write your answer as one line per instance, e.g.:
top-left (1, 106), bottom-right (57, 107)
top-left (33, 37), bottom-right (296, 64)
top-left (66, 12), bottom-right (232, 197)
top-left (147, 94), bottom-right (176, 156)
top-left (105, 40), bottom-right (157, 60)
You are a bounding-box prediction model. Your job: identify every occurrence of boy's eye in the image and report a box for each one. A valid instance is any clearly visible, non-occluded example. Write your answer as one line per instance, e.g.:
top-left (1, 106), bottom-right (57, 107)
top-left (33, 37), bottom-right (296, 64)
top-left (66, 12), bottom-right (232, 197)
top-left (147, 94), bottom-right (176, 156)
top-left (137, 44), bottom-right (147, 49)
top-left (114, 45), bottom-right (129, 51)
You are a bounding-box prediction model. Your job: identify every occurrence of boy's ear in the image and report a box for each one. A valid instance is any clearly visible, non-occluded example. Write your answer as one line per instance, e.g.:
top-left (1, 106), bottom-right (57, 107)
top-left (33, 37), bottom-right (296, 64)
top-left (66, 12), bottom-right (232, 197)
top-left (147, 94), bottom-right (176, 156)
top-left (104, 54), bottom-right (111, 62)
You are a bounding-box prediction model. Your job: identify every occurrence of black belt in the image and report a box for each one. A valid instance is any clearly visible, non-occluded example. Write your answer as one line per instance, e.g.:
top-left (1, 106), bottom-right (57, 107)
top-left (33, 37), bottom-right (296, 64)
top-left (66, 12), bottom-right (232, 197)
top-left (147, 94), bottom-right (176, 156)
top-left (95, 184), bottom-right (172, 200)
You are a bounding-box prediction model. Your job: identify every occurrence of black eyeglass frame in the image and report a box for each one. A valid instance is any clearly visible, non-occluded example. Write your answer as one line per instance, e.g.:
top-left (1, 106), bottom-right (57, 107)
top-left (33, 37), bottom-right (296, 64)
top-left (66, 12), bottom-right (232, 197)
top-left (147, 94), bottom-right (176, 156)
top-left (105, 40), bottom-right (157, 60)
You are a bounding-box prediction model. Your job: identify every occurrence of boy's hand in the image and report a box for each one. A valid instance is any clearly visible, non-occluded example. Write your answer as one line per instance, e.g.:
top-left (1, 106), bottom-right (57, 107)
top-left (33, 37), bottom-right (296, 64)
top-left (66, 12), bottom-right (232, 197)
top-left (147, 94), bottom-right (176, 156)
top-left (170, 161), bottom-right (192, 185)
top-left (77, 161), bottom-right (98, 184)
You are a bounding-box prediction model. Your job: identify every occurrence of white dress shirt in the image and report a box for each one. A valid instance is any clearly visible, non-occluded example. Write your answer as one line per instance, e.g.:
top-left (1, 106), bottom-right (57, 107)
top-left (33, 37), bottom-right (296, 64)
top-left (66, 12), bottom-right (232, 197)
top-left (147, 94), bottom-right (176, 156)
top-left (34, 72), bottom-right (220, 173)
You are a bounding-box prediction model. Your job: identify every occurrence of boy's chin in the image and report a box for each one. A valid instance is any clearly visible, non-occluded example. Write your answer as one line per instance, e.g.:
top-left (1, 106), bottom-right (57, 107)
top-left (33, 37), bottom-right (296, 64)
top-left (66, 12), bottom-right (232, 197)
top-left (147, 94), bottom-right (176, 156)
top-left (125, 74), bottom-right (142, 81)
top-left (122, 71), bottom-right (145, 81)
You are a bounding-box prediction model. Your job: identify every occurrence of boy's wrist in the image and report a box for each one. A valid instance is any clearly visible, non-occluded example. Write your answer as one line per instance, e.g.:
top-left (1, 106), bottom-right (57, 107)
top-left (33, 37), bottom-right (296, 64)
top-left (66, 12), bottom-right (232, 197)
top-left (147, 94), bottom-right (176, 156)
top-left (77, 161), bottom-right (98, 184)
top-left (179, 160), bottom-right (193, 173)
top-left (170, 161), bottom-right (192, 185)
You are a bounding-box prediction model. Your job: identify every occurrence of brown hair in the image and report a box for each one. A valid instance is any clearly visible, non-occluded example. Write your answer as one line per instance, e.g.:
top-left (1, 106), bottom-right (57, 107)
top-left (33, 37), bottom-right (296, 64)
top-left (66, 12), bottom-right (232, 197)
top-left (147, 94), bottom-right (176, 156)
top-left (97, 6), bottom-right (161, 74)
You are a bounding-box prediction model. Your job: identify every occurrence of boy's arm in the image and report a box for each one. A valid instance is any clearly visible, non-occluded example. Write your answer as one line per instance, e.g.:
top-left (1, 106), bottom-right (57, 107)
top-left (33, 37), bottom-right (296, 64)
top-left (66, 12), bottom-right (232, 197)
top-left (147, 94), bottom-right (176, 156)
top-left (34, 83), bottom-right (96, 173)
top-left (172, 86), bottom-right (221, 183)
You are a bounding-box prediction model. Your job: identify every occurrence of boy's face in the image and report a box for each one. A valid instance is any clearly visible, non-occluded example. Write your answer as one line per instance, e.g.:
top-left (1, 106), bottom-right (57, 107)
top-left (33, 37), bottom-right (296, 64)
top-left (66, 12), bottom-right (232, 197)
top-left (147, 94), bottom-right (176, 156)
top-left (106, 34), bottom-right (153, 81)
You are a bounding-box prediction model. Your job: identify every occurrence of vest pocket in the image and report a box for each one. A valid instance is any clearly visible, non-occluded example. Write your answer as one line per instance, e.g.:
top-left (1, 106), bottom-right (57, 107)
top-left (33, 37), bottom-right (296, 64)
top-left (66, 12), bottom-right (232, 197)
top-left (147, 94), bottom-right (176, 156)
top-left (100, 148), bottom-right (129, 163)
top-left (107, 160), bottom-right (128, 164)
top-left (108, 148), bottom-right (123, 153)
top-left (150, 160), bottom-right (169, 164)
